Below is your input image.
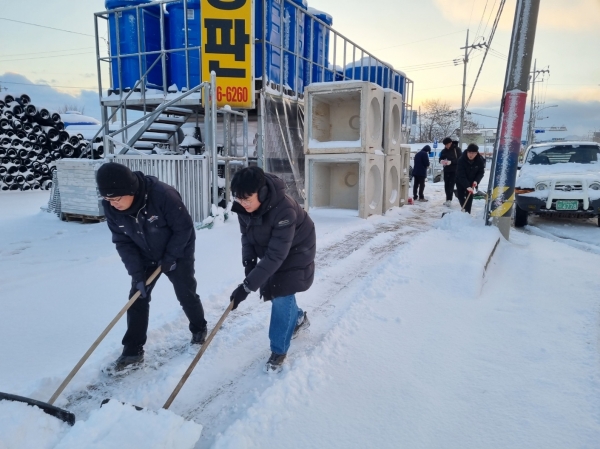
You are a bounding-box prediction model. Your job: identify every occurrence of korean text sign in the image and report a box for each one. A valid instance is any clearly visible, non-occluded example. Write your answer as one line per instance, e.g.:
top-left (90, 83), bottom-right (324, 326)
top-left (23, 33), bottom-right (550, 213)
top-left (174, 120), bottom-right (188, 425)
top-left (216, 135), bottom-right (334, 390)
top-left (202, 0), bottom-right (254, 108)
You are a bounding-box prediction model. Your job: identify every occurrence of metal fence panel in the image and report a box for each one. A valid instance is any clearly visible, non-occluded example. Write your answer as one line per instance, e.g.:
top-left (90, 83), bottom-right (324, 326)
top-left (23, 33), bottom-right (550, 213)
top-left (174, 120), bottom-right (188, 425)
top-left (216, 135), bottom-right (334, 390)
top-left (109, 154), bottom-right (210, 223)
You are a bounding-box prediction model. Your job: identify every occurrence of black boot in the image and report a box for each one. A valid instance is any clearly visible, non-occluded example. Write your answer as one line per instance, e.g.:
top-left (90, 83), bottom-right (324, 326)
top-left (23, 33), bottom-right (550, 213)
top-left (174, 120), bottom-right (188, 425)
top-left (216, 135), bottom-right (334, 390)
top-left (191, 327), bottom-right (207, 345)
top-left (109, 347), bottom-right (144, 373)
top-left (264, 352), bottom-right (286, 373)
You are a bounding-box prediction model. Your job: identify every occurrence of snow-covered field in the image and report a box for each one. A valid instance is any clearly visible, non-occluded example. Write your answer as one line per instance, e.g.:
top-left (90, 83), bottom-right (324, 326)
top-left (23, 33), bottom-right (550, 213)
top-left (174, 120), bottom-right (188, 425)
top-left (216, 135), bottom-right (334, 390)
top-left (1, 176), bottom-right (600, 448)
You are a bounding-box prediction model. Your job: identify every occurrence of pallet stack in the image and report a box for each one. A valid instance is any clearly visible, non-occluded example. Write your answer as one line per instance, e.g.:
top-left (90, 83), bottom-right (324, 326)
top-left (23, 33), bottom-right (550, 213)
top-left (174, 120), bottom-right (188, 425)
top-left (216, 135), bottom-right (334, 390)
top-left (55, 159), bottom-right (105, 221)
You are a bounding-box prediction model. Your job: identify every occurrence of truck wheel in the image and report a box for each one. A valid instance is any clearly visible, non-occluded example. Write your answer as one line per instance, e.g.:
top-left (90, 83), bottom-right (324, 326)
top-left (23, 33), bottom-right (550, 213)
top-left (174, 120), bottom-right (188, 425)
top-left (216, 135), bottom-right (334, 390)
top-left (514, 205), bottom-right (529, 227)
top-left (597, 216), bottom-right (600, 227)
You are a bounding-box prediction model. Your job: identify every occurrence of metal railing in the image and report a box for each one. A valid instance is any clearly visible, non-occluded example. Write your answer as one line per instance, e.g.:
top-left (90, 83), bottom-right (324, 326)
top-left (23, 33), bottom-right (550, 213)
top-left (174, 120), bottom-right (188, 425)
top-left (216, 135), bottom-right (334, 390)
top-left (258, 0), bottom-right (414, 125)
top-left (107, 154), bottom-right (210, 223)
top-left (94, 0), bottom-right (413, 118)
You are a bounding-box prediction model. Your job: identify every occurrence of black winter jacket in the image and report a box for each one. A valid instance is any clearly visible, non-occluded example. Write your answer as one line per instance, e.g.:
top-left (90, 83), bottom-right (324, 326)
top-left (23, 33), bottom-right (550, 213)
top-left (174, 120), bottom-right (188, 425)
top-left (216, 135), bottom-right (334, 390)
top-left (103, 173), bottom-right (195, 282)
top-left (232, 173), bottom-right (316, 301)
top-left (412, 148), bottom-right (430, 177)
top-left (439, 144), bottom-right (462, 173)
top-left (455, 153), bottom-right (486, 189)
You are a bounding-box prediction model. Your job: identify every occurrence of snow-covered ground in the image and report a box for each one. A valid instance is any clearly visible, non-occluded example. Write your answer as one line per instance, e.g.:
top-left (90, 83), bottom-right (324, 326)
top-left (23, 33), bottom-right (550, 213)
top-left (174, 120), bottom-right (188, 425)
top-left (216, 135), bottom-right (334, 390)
top-left (1, 175), bottom-right (600, 448)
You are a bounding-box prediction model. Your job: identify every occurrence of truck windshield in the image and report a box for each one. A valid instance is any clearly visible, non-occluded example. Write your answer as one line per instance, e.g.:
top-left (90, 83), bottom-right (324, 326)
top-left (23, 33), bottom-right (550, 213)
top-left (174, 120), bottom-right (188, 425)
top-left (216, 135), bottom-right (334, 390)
top-left (526, 145), bottom-right (600, 165)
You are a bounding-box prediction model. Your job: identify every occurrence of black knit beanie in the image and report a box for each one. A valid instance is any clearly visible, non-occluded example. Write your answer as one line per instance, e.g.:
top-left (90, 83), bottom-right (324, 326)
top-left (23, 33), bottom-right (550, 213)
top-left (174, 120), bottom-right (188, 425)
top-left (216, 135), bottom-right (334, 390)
top-left (96, 162), bottom-right (140, 197)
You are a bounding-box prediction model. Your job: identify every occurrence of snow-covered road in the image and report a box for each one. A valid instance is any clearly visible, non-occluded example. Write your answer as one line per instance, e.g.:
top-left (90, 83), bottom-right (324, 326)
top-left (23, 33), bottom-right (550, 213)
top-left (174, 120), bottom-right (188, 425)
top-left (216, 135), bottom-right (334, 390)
top-left (2, 176), bottom-right (600, 448)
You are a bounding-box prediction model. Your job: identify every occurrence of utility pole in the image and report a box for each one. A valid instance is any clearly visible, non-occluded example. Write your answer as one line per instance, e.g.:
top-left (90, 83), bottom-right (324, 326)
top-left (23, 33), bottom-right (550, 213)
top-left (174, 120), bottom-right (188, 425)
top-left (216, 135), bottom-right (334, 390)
top-left (485, 0), bottom-right (541, 239)
top-left (525, 60), bottom-right (550, 146)
top-left (418, 105), bottom-right (422, 142)
top-left (458, 31), bottom-right (487, 149)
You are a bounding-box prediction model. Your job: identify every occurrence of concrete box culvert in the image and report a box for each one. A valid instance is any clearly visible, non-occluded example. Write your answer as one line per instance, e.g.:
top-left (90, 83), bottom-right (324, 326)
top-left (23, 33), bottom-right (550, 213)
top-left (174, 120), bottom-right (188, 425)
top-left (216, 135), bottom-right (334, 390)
top-left (305, 152), bottom-right (384, 218)
top-left (384, 154), bottom-right (401, 210)
top-left (304, 80), bottom-right (384, 154)
top-left (383, 89), bottom-right (403, 155)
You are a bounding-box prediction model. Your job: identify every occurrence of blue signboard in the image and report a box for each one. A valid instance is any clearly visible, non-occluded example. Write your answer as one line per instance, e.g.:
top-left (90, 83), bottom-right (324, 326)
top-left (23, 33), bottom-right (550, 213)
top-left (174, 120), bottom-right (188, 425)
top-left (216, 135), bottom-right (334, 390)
top-left (433, 139), bottom-right (438, 149)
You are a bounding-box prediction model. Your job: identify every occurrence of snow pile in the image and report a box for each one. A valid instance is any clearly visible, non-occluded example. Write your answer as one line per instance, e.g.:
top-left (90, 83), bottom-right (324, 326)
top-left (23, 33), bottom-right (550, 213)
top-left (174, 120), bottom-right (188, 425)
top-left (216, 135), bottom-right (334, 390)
top-left (0, 399), bottom-right (202, 449)
top-left (0, 401), bottom-right (69, 449)
top-left (199, 203), bottom-right (232, 229)
top-left (56, 400), bottom-right (202, 449)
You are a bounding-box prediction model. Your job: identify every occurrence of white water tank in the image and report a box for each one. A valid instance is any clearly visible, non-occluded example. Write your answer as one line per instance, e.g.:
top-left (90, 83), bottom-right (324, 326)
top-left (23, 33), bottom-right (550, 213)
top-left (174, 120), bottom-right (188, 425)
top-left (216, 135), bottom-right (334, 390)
top-left (383, 154), bottom-right (400, 210)
top-left (383, 89), bottom-right (402, 155)
top-left (305, 152), bottom-right (384, 218)
top-left (304, 80), bottom-right (384, 154)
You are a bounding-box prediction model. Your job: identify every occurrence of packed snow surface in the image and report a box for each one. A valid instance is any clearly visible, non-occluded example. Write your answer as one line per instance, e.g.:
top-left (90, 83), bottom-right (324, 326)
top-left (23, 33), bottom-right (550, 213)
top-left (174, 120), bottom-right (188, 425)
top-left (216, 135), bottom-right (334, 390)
top-left (1, 172), bottom-right (600, 448)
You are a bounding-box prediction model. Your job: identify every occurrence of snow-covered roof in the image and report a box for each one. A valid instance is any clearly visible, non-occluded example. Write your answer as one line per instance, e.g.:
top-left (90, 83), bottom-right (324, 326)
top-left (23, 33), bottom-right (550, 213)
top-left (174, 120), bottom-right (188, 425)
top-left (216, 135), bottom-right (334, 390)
top-left (60, 111), bottom-right (101, 127)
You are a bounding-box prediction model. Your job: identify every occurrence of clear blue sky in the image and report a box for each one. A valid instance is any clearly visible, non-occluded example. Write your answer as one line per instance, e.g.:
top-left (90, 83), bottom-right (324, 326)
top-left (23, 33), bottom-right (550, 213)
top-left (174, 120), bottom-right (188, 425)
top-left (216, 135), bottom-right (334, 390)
top-left (1, 0), bottom-right (598, 137)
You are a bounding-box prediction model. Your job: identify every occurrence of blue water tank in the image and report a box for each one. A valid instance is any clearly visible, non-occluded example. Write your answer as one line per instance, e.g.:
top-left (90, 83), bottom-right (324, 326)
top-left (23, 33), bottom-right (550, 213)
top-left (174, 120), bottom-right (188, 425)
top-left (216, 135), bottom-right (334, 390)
top-left (166, 0), bottom-right (201, 91)
top-left (106, 0), bottom-right (164, 91)
top-left (393, 70), bottom-right (406, 96)
top-left (255, 0), bottom-right (282, 85)
top-left (283, 0), bottom-right (307, 94)
top-left (305, 8), bottom-right (332, 84)
top-left (344, 58), bottom-right (393, 88)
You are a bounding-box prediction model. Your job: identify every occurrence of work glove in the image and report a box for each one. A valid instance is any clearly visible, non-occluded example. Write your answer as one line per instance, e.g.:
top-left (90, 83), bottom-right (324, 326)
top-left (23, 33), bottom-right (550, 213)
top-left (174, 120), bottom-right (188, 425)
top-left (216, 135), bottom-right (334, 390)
top-left (230, 280), bottom-right (251, 310)
top-left (243, 258), bottom-right (257, 277)
top-left (467, 187), bottom-right (474, 193)
top-left (135, 280), bottom-right (148, 299)
top-left (160, 259), bottom-right (177, 273)
top-left (472, 181), bottom-right (478, 188)
top-left (445, 160), bottom-right (451, 166)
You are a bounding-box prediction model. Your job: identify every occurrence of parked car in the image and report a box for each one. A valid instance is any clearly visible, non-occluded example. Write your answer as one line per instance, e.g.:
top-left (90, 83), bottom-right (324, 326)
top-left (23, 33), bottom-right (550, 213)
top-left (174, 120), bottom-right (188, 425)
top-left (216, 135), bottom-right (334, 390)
top-left (514, 141), bottom-right (600, 227)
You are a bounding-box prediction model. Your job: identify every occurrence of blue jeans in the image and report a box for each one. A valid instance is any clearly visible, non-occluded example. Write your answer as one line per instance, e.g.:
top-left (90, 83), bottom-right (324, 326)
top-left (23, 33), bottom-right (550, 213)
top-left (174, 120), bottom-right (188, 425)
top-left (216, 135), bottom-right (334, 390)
top-left (269, 294), bottom-right (303, 355)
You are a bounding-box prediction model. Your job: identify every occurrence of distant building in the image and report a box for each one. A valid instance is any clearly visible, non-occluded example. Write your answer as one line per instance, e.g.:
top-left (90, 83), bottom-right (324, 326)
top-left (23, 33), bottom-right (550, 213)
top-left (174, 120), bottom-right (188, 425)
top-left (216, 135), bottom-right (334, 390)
top-left (460, 128), bottom-right (496, 157)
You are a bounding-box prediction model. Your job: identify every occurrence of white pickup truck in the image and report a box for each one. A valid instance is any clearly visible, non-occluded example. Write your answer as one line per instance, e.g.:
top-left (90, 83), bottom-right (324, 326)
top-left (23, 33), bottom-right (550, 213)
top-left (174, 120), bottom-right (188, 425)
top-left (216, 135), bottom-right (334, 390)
top-left (514, 141), bottom-right (600, 227)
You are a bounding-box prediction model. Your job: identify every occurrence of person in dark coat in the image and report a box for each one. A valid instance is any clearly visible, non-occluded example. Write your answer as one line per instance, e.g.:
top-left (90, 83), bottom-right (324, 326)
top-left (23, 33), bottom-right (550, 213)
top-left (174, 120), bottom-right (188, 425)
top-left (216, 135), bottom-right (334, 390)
top-left (96, 162), bottom-right (207, 371)
top-left (439, 137), bottom-right (462, 206)
top-left (455, 143), bottom-right (486, 214)
top-left (412, 145), bottom-right (431, 202)
top-left (229, 167), bottom-right (315, 372)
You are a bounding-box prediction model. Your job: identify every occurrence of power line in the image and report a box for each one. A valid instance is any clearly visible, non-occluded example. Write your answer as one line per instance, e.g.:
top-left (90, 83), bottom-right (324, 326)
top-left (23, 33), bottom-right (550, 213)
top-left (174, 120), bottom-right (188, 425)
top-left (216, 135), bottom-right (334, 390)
top-left (0, 52), bottom-right (94, 63)
top-left (418, 83), bottom-right (463, 91)
top-left (0, 17), bottom-right (96, 38)
top-left (0, 47), bottom-right (95, 58)
top-left (0, 80), bottom-right (96, 90)
top-left (468, 110), bottom-right (499, 119)
top-left (375, 30), bottom-right (466, 51)
top-left (465, 0), bottom-right (507, 109)
top-left (474, 0), bottom-right (491, 42)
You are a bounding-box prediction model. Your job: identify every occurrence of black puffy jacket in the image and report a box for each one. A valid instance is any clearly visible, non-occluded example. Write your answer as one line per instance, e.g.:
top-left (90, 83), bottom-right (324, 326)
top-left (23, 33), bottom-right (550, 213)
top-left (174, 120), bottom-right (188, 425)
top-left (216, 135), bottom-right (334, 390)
top-left (103, 173), bottom-right (195, 281)
top-left (455, 153), bottom-right (486, 189)
top-left (439, 144), bottom-right (462, 173)
top-left (232, 173), bottom-right (316, 301)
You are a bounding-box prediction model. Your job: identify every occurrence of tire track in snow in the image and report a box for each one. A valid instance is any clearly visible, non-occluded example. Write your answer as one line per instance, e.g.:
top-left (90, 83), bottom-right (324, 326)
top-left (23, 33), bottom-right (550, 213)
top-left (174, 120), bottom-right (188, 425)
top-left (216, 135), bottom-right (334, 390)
top-left (521, 225), bottom-right (600, 256)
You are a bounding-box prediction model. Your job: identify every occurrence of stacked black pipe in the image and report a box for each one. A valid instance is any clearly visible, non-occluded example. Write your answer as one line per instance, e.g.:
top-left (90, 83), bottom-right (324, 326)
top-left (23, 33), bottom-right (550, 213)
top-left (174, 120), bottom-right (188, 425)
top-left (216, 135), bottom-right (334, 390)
top-left (0, 93), bottom-right (104, 191)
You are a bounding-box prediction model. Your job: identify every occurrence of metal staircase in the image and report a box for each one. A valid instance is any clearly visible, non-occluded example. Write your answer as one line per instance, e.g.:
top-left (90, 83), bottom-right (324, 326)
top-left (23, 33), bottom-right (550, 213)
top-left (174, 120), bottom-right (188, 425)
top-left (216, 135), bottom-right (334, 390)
top-left (124, 105), bottom-right (194, 153)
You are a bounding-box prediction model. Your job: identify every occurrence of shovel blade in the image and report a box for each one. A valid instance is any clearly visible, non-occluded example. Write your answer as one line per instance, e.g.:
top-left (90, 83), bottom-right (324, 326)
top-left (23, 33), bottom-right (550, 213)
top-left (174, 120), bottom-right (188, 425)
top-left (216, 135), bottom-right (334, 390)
top-left (0, 391), bottom-right (75, 426)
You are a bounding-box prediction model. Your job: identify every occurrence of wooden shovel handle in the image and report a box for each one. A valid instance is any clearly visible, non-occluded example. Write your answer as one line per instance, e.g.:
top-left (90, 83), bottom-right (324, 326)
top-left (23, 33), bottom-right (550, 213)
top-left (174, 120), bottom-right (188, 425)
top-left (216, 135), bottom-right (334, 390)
top-left (163, 302), bottom-right (233, 410)
top-left (461, 191), bottom-right (473, 212)
top-left (48, 267), bottom-right (162, 405)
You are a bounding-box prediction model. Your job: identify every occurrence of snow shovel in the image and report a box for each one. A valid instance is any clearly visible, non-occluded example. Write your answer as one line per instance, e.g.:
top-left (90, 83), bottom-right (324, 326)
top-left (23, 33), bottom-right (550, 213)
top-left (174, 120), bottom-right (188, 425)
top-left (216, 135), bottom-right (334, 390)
top-left (102, 301), bottom-right (233, 412)
top-left (441, 190), bottom-right (473, 217)
top-left (0, 267), bottom-right (162, 426)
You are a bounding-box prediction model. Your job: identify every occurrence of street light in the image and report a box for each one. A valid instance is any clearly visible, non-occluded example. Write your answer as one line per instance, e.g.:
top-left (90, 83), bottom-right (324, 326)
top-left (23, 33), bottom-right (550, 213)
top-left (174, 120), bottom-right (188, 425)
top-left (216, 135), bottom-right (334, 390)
top-left (529, 104), bottom-right (558, 144)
